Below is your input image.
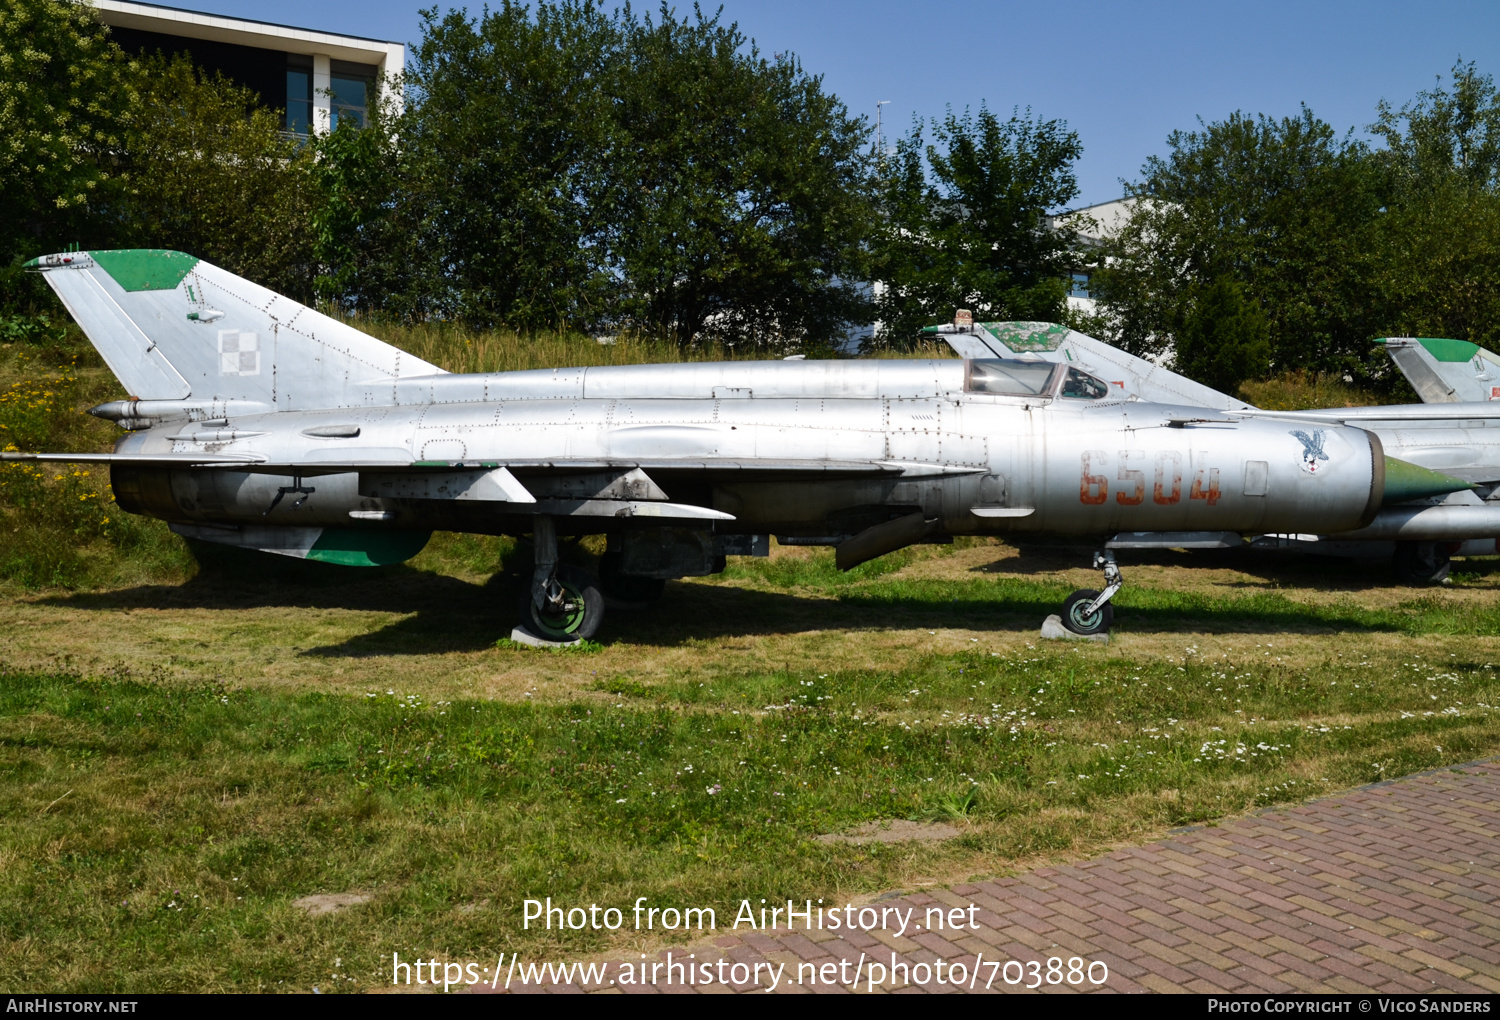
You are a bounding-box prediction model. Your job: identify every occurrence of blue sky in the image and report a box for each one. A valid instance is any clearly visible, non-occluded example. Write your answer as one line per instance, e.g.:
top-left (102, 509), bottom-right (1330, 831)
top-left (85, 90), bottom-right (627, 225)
top-left (171, 0), bottom-right (1500, 208)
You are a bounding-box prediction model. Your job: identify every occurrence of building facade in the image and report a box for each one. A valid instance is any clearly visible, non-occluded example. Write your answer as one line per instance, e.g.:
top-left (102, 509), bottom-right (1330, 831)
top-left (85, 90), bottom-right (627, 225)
top-left (1047, 197), bottom-right (1137, 317)
top-left (92, 0), bottom-right (404, 134)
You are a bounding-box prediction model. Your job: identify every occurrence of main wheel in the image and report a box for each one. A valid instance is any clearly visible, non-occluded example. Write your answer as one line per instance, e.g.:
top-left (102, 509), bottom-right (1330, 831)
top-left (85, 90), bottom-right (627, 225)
top-left (1392, 541), bottom-right (1453, 585)
top-left (518, 566), bottom-right (604, 641)
top-left (598, 551), bottom-right (666, 604)
top-left (1061, 588), bottom-right (1114, 635)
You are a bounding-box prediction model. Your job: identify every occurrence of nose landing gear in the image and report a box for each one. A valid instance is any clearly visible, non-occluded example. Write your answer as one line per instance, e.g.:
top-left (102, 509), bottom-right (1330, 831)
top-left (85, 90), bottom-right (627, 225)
top-left (1060, 551), bottom-right (1123, 636)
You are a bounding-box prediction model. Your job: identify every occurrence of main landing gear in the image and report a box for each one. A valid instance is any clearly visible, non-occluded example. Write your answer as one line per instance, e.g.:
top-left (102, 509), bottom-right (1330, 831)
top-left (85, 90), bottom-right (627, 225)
top-left (517, 516), bottom-right (605, 643)
top-left (1061, 551), bottom-right (1123, 636)
top-left (1392, 540), bottom-right (1457, 586)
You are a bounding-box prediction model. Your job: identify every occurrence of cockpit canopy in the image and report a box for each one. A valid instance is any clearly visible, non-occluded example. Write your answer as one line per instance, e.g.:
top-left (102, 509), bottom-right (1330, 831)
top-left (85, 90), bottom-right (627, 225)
top-left (1060, 367), bottom-right (1110, 399)
top-left (964, 359), bottom-right (1110, 400)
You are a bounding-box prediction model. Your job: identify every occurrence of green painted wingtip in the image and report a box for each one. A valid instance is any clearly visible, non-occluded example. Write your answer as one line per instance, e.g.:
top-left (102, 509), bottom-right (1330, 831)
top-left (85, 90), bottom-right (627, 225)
top-left (1415, 337), bottom-right (1479, 363)
top-left (1375, 337), bottom-right (1480, 363)
top-left (92, 249), bottom-right (199, 292)
top-left (20, 249), bottom-right (200, 290)
top-left (1383, 456), bottom-right (1476, 506)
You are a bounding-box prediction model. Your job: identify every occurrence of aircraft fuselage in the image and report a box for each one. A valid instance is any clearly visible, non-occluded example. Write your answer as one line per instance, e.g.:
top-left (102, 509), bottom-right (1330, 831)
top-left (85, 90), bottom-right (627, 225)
top-left (108, 359), bottom-right (1384, 542)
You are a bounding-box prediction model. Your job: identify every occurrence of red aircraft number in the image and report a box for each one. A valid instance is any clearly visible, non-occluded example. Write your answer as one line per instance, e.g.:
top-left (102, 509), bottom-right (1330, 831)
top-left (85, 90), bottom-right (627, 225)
top-left (1079, 450), bottom-right (1218, 507)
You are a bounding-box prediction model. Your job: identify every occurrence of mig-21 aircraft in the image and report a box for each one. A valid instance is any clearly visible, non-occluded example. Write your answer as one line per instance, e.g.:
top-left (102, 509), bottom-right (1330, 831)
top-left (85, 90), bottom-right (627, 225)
top-left (930, 318), bottom-right (1500, 585)
top-left (4, 250), bottom-right (1479, 639)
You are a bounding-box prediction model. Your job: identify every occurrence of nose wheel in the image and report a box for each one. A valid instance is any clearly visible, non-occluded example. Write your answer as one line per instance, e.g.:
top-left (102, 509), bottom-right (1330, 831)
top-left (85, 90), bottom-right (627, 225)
top-left (1061, 552), bottom-right (1122, 635)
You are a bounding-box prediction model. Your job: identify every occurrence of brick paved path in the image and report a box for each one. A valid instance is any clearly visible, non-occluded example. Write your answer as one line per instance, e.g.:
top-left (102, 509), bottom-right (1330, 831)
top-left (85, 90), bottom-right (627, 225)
top-left (480, 760), bottom-right (1500, 994)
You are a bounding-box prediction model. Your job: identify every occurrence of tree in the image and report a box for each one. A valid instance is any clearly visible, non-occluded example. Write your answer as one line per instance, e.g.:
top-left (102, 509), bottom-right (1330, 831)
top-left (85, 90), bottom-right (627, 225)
top-left (1092, 107), bottom-right (1381, 379)
top-left (114, 55), bottom-right (319, 300)
top-left (869, 106), bottom-right (1083, 346)
top-left (1173, 277), bottom-right (1271, 393)
top-left (1361, 62), bottom-right (1500, 350)
top-left (401, 0), bottom-right (624, 328)
top-left (309, 85), bottom-right (439, 317)
top-left (1372, 60), bottom-right (1500, 195)
top-left (606, 5), bottom-right (872, 349)
top-left (399, 1), bottom-right (873, 344)
top-left (1362, 184), bottom-right (1500, 349)
top-left (0, 0), bottom-right (132, 309)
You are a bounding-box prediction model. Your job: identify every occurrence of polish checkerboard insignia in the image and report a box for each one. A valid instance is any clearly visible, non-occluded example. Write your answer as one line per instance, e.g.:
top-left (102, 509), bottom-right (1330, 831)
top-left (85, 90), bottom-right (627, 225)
top-left (218, 330), bottom-right (260, 376)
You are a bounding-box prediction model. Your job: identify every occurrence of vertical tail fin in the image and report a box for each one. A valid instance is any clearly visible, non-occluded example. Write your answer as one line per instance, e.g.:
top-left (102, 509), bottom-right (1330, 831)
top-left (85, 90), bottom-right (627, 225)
top-left (26, 249), bottom-right (443, 409)
top-left (1381, 337), bottom-right (1500, 403)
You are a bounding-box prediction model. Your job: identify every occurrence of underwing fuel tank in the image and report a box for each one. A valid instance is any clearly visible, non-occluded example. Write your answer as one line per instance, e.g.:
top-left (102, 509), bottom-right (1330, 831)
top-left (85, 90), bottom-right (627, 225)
top-left (978, 407), bottom-right (1389, 537)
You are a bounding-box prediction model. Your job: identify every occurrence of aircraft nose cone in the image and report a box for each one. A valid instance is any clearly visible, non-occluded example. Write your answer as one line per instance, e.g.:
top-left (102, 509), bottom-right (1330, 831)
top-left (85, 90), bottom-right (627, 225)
top-left (1382, 456), bottom-right (1476, 506)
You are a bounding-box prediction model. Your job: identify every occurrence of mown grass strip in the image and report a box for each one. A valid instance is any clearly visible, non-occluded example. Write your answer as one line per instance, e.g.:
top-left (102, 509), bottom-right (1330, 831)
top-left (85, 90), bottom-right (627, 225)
top-left (1, 651), bottom-right (1495, 992)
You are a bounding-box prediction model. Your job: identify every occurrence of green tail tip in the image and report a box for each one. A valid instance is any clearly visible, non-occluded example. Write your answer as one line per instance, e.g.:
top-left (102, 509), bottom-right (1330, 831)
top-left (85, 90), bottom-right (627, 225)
top-left (1383, 456), bottom-right (1476, 506)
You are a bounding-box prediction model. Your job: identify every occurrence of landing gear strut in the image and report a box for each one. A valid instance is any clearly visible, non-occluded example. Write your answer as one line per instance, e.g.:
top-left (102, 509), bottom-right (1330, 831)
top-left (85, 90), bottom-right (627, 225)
top-left (1392, 540), bottom-right (1455, 586)
top-left (1061, 551), bottom-right (1123, 636)
top-left (517, 516), bottom-right (605, 642)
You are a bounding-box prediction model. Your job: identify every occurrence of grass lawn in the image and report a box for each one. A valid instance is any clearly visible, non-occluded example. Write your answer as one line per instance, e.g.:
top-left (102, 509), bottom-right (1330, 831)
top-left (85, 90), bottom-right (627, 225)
top-left (2, 538), bottom-right (1498, 992)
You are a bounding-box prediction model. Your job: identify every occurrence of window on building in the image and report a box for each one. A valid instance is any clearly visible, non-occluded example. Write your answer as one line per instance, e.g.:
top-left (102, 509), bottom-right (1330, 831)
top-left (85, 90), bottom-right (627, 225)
top-left (330, 76), bottom-right (365, 128)
top-left (1069, 273), bottom-right (1091, 299)
top-left (285, 56), bottom-right (312, 134)
top-left (330, 61), bottom-right (377, 129)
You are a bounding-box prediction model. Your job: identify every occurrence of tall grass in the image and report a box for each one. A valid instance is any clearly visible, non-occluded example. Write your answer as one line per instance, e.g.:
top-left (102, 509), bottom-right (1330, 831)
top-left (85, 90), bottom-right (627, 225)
top-left (354, 318), bottom-right (751, 373)
top-left (1238, 369), bottom-right (1410, 410)
top-left (346, 315), bottom-right (957, 373)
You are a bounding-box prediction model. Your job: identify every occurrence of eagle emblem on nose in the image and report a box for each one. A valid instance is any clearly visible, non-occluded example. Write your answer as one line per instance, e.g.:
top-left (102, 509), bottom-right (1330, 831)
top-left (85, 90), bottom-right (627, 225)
top-left (1290, 429), bottom-right (1329, 474)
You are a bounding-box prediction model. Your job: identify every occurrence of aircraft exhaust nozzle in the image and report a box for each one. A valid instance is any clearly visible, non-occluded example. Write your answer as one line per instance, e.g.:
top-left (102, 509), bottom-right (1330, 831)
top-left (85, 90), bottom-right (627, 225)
top-left (1381, 456), bottom-right (1476, 506)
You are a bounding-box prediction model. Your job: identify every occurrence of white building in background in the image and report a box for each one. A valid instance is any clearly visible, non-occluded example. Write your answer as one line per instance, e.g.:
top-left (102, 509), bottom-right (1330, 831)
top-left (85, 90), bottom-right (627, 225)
top-left (1048, 196), bottom-right (1138, 317)
top-left (862, 196), bottom-right (1141, 347)
top-left (91, 1), bottom-right (404, 134)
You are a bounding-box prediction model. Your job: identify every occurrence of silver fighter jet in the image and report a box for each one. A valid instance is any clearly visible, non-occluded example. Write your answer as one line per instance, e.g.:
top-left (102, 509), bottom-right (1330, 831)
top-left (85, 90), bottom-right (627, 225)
top-left (932, 317), bottom-right (1500, 585)
top-left (6, 250), bottom-right (1476, 639)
